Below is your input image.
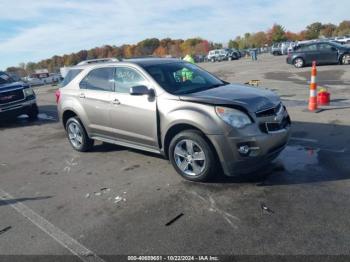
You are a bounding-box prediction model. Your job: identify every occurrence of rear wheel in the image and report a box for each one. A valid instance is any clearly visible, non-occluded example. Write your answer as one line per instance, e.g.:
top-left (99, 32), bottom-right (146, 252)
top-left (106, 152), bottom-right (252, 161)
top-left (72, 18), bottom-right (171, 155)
top-left (169, 130), bottom-right (216, 182)
top-left (210, 58), bottom-right (215, 63)
top-left (341, 54), bottom-right (350, 65)
top-left (66, 117), bottom-right (93, 152)
top-left (293, 58), bottom-right (304, 68)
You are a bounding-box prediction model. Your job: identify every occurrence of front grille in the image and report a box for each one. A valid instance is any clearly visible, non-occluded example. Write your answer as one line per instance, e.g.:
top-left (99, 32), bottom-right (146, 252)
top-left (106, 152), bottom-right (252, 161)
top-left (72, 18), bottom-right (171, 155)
top-left (0, 89), bottom-right (25, 104)
top-left (259, 115), bottom-right (291, 133)
top-left (256, 103), bottom-right (282, 118)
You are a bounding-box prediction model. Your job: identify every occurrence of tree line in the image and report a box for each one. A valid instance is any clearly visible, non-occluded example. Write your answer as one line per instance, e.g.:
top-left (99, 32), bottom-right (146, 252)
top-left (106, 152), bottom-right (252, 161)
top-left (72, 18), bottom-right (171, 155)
top-left (6, 20), bottom-right (350, 76)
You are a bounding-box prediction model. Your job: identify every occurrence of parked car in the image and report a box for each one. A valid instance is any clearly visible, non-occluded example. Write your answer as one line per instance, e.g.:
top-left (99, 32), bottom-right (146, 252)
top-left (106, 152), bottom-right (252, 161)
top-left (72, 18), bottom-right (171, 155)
top-left (271, 43), bottom-right (282, 55)
top-left (57, 58), bottom-right (291, 182)
top-left (287, 41), bottom-right (350, 68)
top-left (0, 71), bottom-right (38, 120)
top-left (207, 49), bottom-right (237, 62)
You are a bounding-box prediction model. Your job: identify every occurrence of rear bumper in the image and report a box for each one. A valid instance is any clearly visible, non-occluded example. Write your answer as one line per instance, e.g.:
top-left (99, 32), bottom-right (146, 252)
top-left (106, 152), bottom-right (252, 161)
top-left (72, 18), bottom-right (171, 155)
top-left (208, 126), bottom-right (291, 177)
top-left (0, 98), bottom-right (37, 119)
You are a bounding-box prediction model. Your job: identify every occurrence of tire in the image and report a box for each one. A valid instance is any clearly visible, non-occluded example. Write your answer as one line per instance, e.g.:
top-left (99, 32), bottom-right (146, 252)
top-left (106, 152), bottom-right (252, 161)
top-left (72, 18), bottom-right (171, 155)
top-left (228, 57), bottom-right (233, 61)
top-left (27, 104), bottom-right (39, 120)
top-left (211, 58), bottom-right (215, 63)
top-left (168, 130), bottom-right (217, 182)
top-left (293, 58), bottom-right (304, 68)
top-left (340, 54), bottom-right (350, 65)
top-left (65, 117), bottom-right (93, 152)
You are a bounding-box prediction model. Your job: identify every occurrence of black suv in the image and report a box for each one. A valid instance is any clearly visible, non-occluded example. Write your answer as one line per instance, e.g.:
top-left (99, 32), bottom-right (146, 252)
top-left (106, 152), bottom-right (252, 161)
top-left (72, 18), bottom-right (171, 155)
top-left (0, 71), bottom-right (38, 120)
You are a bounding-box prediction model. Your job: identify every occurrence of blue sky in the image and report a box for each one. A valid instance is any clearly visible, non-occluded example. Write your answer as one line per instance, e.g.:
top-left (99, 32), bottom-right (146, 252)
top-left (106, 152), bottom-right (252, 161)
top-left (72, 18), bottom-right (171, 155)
top-left (0, 0), bottom-right (349, 70)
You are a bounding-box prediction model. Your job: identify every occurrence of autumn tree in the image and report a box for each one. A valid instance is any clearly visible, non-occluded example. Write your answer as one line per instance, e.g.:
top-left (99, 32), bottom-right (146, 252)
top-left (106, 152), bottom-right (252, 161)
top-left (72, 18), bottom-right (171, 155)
top-left (320, 23), bottom-right (337, 38)
top-left (335, 20), bottom-right (350, 36)
top-left (267, 24), bottom-right (287, 43)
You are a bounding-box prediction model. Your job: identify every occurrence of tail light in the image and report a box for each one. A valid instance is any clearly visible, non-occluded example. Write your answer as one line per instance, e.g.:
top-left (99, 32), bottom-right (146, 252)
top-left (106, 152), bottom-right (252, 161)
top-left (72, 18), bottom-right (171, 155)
top-left (55, 89), bottom-right (61, 104)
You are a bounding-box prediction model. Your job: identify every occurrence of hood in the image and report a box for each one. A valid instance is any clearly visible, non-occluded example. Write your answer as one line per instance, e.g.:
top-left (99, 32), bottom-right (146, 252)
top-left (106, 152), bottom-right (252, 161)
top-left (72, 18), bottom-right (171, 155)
top-left (0, 81), bottom-right (28, 92)
top-left (179, 83), bottom-right (280, 113)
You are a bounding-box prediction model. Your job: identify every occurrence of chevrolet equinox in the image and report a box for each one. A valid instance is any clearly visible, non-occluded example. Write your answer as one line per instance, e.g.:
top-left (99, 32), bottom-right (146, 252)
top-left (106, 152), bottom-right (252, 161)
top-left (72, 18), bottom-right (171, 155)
top-left (57, 58), bottom-right (291, 182)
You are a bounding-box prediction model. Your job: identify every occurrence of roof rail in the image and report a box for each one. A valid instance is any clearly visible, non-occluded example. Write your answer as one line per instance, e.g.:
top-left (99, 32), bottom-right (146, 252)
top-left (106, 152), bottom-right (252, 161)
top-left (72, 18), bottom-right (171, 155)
top-left (77, 58), bottom-right (119, 65)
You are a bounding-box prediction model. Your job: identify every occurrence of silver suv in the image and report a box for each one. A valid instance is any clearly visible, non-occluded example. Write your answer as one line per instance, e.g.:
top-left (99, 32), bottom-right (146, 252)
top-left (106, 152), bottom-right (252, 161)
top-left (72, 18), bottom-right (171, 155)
top-left (57, 58), bottom-right (291, 182)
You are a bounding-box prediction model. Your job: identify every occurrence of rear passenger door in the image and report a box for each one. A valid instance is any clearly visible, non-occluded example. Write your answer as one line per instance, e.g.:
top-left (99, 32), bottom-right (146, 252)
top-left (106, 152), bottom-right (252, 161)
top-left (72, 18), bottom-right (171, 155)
top-left (318, 43), bottom-right (339, 64)
top-left (79, 67), bottom-right (115, 137)
top-left (109, 66), bottom-right (158, 149)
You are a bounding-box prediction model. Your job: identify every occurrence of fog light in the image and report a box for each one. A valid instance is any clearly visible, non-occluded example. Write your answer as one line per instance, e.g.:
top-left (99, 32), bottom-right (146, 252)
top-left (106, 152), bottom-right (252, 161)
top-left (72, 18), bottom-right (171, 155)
top-left (238, 145), bottom-right (250, 155)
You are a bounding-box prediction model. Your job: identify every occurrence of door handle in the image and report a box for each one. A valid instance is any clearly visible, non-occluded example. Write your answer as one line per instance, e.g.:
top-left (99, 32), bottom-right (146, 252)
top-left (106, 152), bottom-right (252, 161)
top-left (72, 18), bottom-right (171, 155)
top-left (79, 93), bottom-right (86, 98)
top-left (111, 98), bottom-right (120, 105)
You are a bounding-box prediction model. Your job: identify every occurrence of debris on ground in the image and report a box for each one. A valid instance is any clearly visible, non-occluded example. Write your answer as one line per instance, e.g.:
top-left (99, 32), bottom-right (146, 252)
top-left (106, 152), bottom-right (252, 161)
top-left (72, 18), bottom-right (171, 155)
top-left (0, 226), bottom-right (12, 235)
top-left (261, 203), bottom-right (275, 214)
top-left (85, 193), bottom-right (90, 198)
top-left (165, 213), bottom-right (184, 226)
top-left (122, 164), bottom-right (140, 171)
top-left (94, 192), bottom-right (102, 196)
top-left (100, 187), bottom-right (111, 193)
top-left (114, 196), bottom-right (123, 203)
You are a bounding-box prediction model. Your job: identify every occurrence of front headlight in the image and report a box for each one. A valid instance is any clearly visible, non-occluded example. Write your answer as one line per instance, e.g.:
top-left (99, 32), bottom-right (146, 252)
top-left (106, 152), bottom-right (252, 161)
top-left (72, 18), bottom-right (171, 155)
top-left (24, 88), bottom-right (34, 97)
top-left (215, 106), bottom-right (252, 128)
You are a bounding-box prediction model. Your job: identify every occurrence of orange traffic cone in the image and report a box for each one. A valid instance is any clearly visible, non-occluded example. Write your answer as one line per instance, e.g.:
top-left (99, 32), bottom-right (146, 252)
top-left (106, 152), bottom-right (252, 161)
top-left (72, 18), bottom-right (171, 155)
top-left (308, 61), bottom-right (318, 111)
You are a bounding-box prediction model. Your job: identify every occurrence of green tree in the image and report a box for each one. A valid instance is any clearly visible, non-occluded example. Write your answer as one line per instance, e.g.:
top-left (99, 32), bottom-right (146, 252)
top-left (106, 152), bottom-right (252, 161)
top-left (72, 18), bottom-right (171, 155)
top-left (305, 22), bottom-right (323, 39)
top-left (228, 40), bottom-right (239, 49)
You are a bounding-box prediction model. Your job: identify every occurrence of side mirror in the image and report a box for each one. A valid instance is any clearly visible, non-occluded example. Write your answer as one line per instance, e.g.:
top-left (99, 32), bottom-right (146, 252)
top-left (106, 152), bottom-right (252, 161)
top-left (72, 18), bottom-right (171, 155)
top-left (130, 85), bottom-right (150, 96)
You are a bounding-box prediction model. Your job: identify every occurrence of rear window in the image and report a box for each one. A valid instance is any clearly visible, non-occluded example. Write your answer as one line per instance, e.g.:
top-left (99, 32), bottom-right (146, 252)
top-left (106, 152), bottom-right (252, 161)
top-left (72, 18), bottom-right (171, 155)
top-left (0, 72), bottom-right (14, 85)
top-left (61, 69), bottom-right (82, 87)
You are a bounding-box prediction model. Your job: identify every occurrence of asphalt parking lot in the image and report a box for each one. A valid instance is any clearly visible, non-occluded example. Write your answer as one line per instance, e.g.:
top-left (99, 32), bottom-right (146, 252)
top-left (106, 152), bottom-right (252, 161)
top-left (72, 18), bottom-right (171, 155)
top-left (1, 54), bottom-right (350, 260)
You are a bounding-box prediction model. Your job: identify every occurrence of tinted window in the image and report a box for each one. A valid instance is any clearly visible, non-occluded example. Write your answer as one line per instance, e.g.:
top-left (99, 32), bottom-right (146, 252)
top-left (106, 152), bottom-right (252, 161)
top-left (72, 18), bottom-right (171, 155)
top-left (80, 68), bottom-right (114, 91)
top-left (319, 43), bottom-right (335, 50)
top-left (61, 69), bottom-right (82, 87)
top-left (114, 67), bottom-right (147, 94)
top-left (144, 62), bottom-right (225, 95)
top-left (298, 44), bottom-right (317, 52)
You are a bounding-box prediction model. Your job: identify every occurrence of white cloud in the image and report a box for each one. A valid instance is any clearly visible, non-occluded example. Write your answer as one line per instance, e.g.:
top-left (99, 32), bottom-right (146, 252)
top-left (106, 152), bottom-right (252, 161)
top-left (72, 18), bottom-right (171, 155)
top-left (0, 0), bottom-right (349, 69)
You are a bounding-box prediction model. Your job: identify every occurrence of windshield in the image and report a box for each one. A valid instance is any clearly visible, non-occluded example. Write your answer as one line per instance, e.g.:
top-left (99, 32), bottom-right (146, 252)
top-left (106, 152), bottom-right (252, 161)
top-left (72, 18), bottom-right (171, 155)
top-left (144, 62), bottom-right (225, 95)
top-left (0, 72), bottom-right (14, 85)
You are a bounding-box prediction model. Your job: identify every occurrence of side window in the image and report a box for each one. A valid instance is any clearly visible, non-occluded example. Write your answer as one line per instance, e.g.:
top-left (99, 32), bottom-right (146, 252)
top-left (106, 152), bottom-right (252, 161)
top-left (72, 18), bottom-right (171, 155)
top-left (319, 44), bottom-right (334, 51)
top-left (300, 44), bottom-right (317, 52)
top-left (61, 69), bottom-right (82, 87)
top-left (114, 67), bottom-right (148, 94)
top-left (80, 67), bottom-right (114, 91)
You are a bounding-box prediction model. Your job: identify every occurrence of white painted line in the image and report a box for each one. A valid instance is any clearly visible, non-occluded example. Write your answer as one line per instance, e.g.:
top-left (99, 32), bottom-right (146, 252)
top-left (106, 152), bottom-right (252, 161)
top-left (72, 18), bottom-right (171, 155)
top-left (290, 137), bottom-right (318, 143)
top-left (0, 189), bottom-right (105, 262)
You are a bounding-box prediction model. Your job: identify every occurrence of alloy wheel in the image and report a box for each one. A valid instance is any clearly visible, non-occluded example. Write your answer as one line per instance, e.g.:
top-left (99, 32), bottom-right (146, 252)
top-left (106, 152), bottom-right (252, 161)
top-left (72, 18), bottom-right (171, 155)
top-left (173, 139), bottom-right (206, 176)
top-left (67, 122), bottom-right (83, 148)
top-left (342, 54), bottom-right (350, 65)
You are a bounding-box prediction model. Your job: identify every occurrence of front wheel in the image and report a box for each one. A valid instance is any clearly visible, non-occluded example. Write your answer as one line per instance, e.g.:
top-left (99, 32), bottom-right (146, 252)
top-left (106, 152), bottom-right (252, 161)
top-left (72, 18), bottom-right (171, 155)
top-left (169, 130), bottom-right (217, 182)
top-left (293, 58), bottom-right (304, 68)
top-left (66, 117), bottom-right (94, 152)
top-left (27, 104), bottom-right (39, 120)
